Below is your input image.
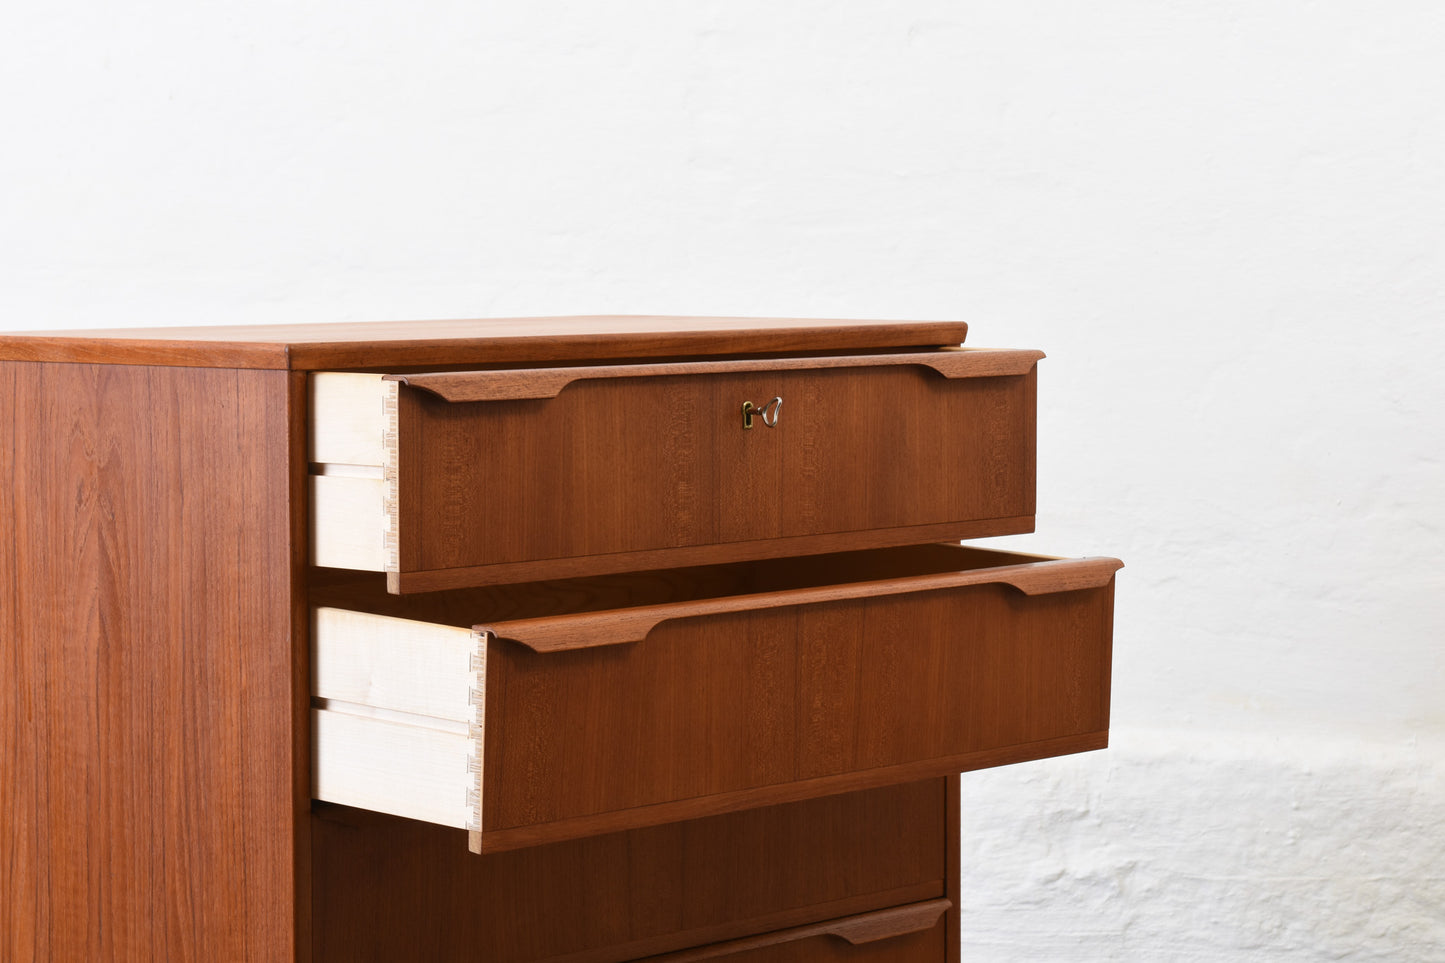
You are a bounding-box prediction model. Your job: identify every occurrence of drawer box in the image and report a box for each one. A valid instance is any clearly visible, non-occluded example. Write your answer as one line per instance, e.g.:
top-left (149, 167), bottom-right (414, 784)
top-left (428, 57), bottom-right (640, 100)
top-left (308, 349), bottom-right (1043, 593)
top-left (311, 544), bottom-right (1119, 853)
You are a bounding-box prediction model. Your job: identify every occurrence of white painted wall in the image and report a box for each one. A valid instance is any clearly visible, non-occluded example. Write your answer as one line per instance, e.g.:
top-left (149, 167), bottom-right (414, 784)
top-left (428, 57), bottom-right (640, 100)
top-left (4, 2), bottom-right (1442, 958)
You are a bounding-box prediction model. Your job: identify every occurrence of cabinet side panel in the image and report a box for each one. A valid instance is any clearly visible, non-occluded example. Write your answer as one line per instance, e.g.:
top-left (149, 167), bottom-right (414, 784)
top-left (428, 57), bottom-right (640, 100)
top-left (0, 362), bottom-right (297, 961)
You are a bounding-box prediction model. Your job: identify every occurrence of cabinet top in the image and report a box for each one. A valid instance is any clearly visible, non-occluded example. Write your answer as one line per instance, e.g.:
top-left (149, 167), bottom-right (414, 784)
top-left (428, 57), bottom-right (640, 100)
top-left (0, 315), bottom-right (969, 370)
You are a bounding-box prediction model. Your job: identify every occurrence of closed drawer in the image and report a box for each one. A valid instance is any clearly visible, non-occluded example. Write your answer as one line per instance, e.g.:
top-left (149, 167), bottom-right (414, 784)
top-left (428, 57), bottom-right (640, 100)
top-left (312, 781), bottom-right (950, 963)
top-left (642, 901), bottom-right (950, 963)
top-left (310, 544), bottom-right (1120, 853)
top-left (308, 349), bottom-right (1043, 592)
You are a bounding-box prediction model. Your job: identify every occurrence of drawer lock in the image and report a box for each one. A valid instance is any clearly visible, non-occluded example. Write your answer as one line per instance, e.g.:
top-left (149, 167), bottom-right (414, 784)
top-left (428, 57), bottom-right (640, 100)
top-left (741, 397), bottom-right (783, 430)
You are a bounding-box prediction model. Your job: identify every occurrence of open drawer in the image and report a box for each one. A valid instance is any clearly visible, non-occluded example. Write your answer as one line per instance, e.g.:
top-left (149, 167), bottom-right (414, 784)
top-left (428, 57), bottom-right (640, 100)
top-left (308, 349), bottom-right (1043, 593)
top-left (310, 544), bottom-right (1120, 853)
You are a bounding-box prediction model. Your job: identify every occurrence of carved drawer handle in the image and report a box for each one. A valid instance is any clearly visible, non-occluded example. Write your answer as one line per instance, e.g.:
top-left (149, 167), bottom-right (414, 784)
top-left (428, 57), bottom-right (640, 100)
top-left (481, 556), bottom-right (1124, 653)
top-left (385, 349), bottom-right (1045, 403)
top-left (639, 900), bottom-right (951, 962)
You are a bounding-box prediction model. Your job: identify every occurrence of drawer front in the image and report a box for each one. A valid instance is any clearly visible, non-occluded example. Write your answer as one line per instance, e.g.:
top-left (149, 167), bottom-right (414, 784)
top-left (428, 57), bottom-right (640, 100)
top-left (311, 545), bottom-right (1119, 853)
top-left (312, 781), bottom-right (949, 963)
top-left (308, 350), bottom-right (1042, 592)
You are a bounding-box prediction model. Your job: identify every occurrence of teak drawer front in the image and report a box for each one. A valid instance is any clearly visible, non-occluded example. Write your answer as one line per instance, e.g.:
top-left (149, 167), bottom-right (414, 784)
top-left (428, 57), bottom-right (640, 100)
top-left (312, 781), bottom-right (949, 963)
top-left (308, 349), bottom-right (1043, 592)
top-left (311, 545), bottom-right (1120, 853)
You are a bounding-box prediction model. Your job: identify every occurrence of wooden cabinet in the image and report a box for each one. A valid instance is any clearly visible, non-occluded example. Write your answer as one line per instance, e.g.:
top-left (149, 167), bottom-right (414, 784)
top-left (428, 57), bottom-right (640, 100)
top-left (0, 316), bottom-right (1119, 962)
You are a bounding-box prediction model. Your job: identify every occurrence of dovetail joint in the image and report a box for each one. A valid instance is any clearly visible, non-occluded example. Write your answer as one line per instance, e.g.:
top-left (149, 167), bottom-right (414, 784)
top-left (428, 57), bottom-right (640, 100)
top-left (382, 379), bottom-right (401, 576)
top-left (465, 629), bottom-right (488, 843)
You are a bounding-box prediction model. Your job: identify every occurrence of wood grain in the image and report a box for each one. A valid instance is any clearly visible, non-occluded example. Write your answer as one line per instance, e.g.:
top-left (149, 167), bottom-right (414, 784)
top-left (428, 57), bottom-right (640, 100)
top-left (310, 779), bottom-right (949, 963)
top-left (385, 517), bottom-right (1036, 594)
top-left (310, 545), bottom-right (1114, 852)
top-left (311, 709), bottom-right (472, 828)
top-left (309, 474), bottom-right (387, 570)
top-left (0, 319), bottom-right (1107, 963)
top-left (645, 923), bottom-right (944, 963)
top-left (823, 901), bottom-right (950, 945)
top-left (312, 544), bottom-right (1117, 689)
top-left (641, 901), bottom-right (950, 962)
top-left (286, 370), bottom-right (315, 962)
top-left (388, 348), bottom-right (1043, 402)
top-left (476, 732), bottom-right (1104, 854)
top-left (308, 371), bottom-right (389, 464)
top-left (945, 779), bottom-right (961, 963)
top-left (485, 555), bottom-right (1124, 652)
top-left (478, 574), bottom-right (1113, 848)
top-left (378, 364), bottom-right (1036, 590)
top-left (310, 544), bottom-right (1056, 627)
top-left (312, 606), bottom-right (475, 719)
top-left (307, 544), bottom-right (1113, 851)
top-left (0, 315), bottom-right (970, 370)
top-left (0, 362), bottom-right (298, 960)
top-left (307, 545), bottom-right (1114, 850)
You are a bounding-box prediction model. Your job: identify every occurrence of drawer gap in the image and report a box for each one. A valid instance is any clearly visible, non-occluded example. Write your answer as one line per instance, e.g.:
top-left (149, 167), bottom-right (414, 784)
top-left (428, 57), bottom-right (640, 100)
top-left (309, 462), bottom-right (385, 480)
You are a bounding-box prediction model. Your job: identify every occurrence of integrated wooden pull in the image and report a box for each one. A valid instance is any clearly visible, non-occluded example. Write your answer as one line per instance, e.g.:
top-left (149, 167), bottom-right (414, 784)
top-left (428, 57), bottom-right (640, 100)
top-left (823, 899), bottom-right (952, 945)
top-left (385, 348), bottom-right (1045, 403)
top-left (642, 900), bottom-right (951, 962)
top-left (480, 556), bottom-right (1124, 653)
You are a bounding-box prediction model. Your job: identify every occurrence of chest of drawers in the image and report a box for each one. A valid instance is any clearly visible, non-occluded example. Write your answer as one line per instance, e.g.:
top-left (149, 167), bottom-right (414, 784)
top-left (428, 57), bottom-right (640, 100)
top-left (0, 316), bottom-right (1119, 962)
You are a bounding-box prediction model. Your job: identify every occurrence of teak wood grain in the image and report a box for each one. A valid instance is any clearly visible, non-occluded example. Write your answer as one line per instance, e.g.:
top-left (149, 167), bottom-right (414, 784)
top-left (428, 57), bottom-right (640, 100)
top-left (0, 362), bottom-right (299, 961)
top-left (484, 554), bottom-right (1123, 652)
top-left (308, 544), bottom-right (1058, 627)
top-left (0, 315), bottom-right (969, 370)
top-left (309, 544), bottom-right (1116, 852)
top-left (476, 577), bottom-right (1112, 849)
top-left (0, 317), bottom-right (1116, 963)
top-left (640, 901), bottom-right (950, 963)
top-left (385, 518), bottom-right (1036, 594)
top-left (648, 921), bottom-right (945, 963)
top-left (380, 362), bottom-right (1037, 591)
top-left (386, 347), bottom-right (1043, 401)
top-left (311, 779), bottom-right (948, 963)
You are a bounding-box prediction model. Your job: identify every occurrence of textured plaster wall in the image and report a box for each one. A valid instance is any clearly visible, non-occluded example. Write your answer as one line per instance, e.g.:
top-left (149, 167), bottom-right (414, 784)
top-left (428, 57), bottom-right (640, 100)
top-left (4, 2), bottom-right (1442, 959)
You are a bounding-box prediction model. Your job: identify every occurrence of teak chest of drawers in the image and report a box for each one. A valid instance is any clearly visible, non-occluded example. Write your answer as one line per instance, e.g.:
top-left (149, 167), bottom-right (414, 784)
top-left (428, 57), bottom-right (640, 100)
top-left (0, 316), bottom-right (1120, 962)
